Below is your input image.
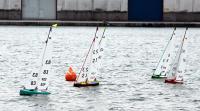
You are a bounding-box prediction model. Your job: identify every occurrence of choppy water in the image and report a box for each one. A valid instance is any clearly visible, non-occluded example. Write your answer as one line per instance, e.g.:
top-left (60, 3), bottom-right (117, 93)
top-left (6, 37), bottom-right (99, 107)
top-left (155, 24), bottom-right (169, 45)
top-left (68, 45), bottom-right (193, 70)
top-left (0, 26), bottom-right (200, 111)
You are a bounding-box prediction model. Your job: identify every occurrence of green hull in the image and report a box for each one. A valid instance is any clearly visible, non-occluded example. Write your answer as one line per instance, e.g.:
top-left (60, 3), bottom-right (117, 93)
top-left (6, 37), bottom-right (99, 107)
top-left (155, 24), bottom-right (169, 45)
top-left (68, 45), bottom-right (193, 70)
top-left (74, 81), bottom-right (99, 87)
top-left (151, 75), bottom-right (166, 79)
top-left (20, 89), bottom-right (50, 96)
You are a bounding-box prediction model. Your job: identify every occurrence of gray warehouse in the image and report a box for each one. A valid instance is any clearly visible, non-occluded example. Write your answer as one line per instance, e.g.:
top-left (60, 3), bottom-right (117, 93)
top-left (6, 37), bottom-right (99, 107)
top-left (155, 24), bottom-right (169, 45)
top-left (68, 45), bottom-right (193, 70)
top-left (0, 0), bottom-right (200, 21)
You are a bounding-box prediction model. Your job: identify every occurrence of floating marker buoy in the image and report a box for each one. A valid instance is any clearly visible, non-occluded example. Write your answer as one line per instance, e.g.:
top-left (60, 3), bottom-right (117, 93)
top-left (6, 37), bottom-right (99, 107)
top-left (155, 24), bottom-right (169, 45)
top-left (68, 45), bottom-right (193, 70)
top-left (65, 66), bottom-right (77, 81)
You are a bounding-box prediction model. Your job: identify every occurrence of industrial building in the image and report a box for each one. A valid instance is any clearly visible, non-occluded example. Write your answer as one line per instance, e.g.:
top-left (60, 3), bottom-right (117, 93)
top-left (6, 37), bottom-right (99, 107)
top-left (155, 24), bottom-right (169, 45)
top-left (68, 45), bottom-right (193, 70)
top-left (0, 0), bottom-right (200, 21)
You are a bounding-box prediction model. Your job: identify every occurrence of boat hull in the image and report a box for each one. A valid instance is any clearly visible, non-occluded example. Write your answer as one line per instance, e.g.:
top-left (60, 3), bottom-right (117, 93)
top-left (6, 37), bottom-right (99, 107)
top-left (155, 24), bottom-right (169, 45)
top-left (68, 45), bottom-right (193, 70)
top-left (151, 75), bottom-right (166, 79)
top-left (74, 81), bottom-right (99, 87)
top-left (19, 89), bottom-right (50, 96)
top-left (165, 79), bottom-right (183, 84)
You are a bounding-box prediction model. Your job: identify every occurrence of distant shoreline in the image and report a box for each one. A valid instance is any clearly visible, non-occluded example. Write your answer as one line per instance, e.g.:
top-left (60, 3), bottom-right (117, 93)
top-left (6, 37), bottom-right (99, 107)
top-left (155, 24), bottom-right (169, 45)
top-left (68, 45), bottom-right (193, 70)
top-left (0, 20), bottom-right (200, 27)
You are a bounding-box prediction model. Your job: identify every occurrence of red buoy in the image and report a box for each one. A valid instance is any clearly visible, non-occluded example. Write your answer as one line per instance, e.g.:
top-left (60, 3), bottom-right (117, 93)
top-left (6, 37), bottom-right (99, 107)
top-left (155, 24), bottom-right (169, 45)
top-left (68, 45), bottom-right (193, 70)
top-left (65, 66), bottom-right (77, 81)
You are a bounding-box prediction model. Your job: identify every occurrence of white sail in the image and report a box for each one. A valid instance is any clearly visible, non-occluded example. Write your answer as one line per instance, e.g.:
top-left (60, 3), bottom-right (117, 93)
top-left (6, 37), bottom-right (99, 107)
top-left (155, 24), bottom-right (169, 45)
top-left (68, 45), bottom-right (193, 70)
top-left (166, 43), bottom-right (182, 80)
top-left (76, 27), bottom-right (106, 83)
top-left (166, 28), bottom-right (187, 81)
top-left (37, 35), bottom-right (53, 91)
top-left (22, 24), bottom-right (56, 93)
top-left (88, 31), bottom-right (101, 81)
top-left (176, 45), bottom-right (186, 81)
top-left (89, 27), bottom-right (106, 81)
top-left (98, 27), bottom-right (106, 68)
top-left (25, 45), bottom-right (47, 90)
top-left (26, 69), bottom-right (39, 89)
top-left (77, 43), bottom-right (93, 83)
top-left (161, 38), bottom-right (180, 76)
top-left (25, 47), bottom-right (46, 89)
top-left (154, 29), bottom-right (176, 77)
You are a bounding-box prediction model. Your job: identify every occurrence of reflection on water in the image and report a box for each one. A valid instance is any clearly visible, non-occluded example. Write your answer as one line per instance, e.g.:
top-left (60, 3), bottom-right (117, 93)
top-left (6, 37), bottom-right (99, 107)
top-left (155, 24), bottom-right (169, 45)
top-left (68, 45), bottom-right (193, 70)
top-left (0, 26), bottom-right (200, 111)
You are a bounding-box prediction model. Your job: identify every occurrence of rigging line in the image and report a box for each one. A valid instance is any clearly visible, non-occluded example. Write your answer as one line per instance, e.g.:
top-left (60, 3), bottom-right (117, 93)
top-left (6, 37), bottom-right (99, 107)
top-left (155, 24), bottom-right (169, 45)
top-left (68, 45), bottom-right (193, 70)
top-left (41, 26), bottom-right (52, 66)
top-left (153, 27), bottom-right (176, 75)
top-left (75, 26), bottom-right (99, 82)
top-left (168, 27), bottom-right (188, 77)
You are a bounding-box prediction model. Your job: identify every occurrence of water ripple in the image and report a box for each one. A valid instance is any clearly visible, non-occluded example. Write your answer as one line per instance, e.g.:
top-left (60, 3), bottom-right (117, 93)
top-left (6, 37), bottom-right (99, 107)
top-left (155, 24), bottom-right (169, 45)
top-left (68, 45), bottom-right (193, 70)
top-left (0, 27), bottom-right (199, 111)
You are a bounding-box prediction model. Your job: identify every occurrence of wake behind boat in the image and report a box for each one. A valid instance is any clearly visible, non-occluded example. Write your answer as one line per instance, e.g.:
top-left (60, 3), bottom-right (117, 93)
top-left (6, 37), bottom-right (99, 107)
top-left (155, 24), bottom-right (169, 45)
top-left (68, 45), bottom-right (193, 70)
top-left (20, 24), bottom-right (57, 96)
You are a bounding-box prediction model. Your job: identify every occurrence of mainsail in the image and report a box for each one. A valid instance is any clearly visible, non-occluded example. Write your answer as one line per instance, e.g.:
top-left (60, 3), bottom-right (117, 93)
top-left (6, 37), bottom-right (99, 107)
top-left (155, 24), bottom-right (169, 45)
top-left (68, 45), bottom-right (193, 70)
top-left (25, 24), bottom-right (56, 91)
top-left (28, 69), bottom-right (39, 89)
top-left (175, 44), bottom-right (186, 81)
top-left (153, 28), bottom-right (177, 77)
top-left (37, 33), bottom-right (53, 91)
top-left (165, 28), bottom-right (187, 82)
top-left (76, 26), bottom-right (106, 83)
top-left (89, 27), bottom-right (106, 81)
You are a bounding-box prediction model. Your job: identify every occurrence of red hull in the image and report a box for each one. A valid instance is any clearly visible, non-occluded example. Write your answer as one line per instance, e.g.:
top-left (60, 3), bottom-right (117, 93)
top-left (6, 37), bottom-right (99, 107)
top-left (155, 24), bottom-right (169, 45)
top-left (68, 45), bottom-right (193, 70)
top-left (65, 66), bottom-right (77, 81)
top-left (165, 79), bottom-right (183, 84)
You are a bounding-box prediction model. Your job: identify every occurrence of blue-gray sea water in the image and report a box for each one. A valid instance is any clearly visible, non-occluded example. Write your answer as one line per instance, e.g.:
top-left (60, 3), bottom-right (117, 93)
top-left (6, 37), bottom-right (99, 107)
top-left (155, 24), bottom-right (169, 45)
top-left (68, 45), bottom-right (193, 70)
top-left (0, 26), bottom-right (200, 111)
